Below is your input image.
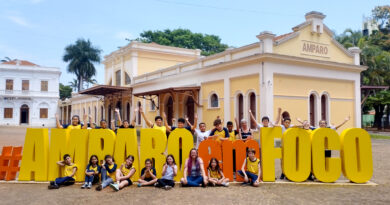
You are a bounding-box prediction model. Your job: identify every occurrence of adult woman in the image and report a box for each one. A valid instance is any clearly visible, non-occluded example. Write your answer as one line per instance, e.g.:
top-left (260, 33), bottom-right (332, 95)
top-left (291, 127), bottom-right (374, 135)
top-left (181, 148), bottom-right (208, 187)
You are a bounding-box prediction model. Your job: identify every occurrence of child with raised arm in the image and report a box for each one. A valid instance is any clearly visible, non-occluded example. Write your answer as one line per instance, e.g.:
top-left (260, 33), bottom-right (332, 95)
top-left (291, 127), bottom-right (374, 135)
top-left (137, 158), bottom-right (158, 187)
top-left (48, 154), bottom-right (77, 189)
top-left (81, 155), bottom-right (100, 189)
top-left (155, 155), bottom-right (178, 190)
top-left (164, 113), bottom-right (197, 133)
top-left (207, 158), bottom-right (229, 187)
top-left (96, 155), bottom-right (117, 191)
top-left (55, 113), bottom-right (88, 129)
top-left (237, 148), bottom-right (262, 187)
top-left (140, 105), bottom-right (167, 135)
top-left (109, 155), bottom-right (136, 191)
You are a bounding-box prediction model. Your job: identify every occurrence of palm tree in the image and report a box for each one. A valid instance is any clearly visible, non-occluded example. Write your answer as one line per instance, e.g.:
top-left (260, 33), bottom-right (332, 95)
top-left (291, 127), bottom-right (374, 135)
top-left (63, 39), bottom-right (101, 92)
top-left (1, 57), bottom-right (16, 62)
top-left (69, 79), bottom-right (78, 91)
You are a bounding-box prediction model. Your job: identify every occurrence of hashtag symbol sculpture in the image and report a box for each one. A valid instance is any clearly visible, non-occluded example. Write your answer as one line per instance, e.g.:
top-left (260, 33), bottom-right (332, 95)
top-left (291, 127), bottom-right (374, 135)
top-left (0, 146), bottom-right (23, 181)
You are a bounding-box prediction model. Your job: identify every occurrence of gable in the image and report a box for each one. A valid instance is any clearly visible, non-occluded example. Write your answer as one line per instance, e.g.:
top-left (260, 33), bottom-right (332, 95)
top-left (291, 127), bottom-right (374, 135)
top-left (273, 24), bottom-right (354, 64)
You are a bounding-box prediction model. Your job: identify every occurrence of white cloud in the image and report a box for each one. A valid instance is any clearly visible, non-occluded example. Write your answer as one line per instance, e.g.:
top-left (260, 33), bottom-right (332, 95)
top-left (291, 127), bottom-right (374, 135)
top-left (114, 31), bottom-right (132, 40)
top-left (6, 15), bottom-right (34, 28)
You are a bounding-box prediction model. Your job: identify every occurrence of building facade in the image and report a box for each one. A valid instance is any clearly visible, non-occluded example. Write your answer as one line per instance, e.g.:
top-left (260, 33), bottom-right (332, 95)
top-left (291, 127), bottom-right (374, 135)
top-left (73, 11), bottom-right (364, 139)
top-left (0, 60), bottom-right (61, 127)
top-left (131, 11), bottom-right (363, 137)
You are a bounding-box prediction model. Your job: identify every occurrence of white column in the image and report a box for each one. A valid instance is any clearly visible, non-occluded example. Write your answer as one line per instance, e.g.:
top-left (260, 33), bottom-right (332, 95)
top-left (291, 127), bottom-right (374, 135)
top-left (224, 77), bottom-right (230, 121)
top-left (354, 74), bottom-right (362, 128)
top-left (348, 47), bottom-right (361, 66)
top-left (259, 62), bottom-right (274, 120)
top-left (131, 52), bottom-right (138, 77)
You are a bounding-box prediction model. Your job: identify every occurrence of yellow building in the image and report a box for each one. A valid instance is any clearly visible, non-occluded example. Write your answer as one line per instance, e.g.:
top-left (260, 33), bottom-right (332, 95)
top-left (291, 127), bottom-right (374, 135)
top-left (75, 11), bottom-right (363, 137)
top-left (131, 11), bottom-right (364, 137)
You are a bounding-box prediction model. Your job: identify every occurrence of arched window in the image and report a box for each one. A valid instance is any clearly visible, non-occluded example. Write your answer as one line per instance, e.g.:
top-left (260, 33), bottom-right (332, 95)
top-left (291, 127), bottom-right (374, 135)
top-left (321, 94), bottom-right (328, 122)
top-left (125, 72), bottom-right (131, 85)
top-left (210, 93), bottom-right (219, 108)
top-left (248, 92), bottom-right (256, 129)
top-left (186, 97), bottom-right (195, 124)
top-left (309, 94), bottom-right (317, 126)
top-left (150, 100), bottom-right (156, 111)
top-left (237, 93), bottom-right (244, 122)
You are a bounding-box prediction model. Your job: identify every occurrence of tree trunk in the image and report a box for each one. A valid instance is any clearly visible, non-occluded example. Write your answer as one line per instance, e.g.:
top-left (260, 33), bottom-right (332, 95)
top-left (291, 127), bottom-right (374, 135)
top-left (78, 75), bottom-right (83, 91)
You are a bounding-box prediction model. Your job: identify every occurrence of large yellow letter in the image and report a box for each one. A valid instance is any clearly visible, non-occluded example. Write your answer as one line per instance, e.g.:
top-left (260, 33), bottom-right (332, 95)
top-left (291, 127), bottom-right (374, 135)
top-left (140, 128), bottom-right (167, 178)
top-left (167, 128), bottom-right (194, 181)
top-left (340, 128), bottom-right (373, 183)
top-left (67, 129), bottom-right (89, 181)
top-left (282, 128), bottom-right (311, 182)
top-left (260, 127), bottom-right (282, 182)
top-left (114, 128), bottom-right (140, 180)
top-left (48, 129), bottom-right (69, 181)
top-left (88, 129), bottom-right (116, 164)
top-left (19, 128), bottom-right (49, 181)
top-left (311, 128), bottom-right (341, 182)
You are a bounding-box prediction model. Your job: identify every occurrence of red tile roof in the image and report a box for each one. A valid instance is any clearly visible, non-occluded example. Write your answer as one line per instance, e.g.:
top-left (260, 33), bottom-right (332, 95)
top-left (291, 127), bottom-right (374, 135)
top-left (1, 60), bottom-right (39, 66)
top-left (274, 32), bottom-right (295, 41)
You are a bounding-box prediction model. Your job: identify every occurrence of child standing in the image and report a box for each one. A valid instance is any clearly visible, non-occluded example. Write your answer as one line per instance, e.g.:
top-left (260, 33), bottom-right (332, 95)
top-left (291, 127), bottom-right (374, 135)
top-left (138, 158), bottom-right (158, 187)
top-left (237, 148), bottom-right (262, 187)
top-left (81, 155), bottom-right (101, 189)
top-left (96, 155), bottom-right (117, 191)
top-left (207, 158), bottom-right (229, 187)
top-left (110, 155), bottom-right (136, 191)
top-left (48, 154), bottom-right (77, 189)
top-left (209, 119), bottom-right (230, 142)
top-left (155, 155), bottom-right (178, 190)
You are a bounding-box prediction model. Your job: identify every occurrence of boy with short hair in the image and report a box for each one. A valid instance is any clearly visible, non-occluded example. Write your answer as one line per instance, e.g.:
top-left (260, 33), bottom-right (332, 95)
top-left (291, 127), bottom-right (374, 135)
top-left (209, 118), bottom-right (230, 141)
top-left (237, 148), bottom-right (261, 187)
top-left (48, 154), bottom-right (77, 189)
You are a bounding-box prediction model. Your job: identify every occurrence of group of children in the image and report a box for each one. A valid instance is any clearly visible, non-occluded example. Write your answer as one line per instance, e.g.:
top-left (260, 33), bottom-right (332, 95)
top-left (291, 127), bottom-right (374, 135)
top-left (52, 105), bottom-right (350, 188)
top-left (49, 147), bottom-right (262, 190)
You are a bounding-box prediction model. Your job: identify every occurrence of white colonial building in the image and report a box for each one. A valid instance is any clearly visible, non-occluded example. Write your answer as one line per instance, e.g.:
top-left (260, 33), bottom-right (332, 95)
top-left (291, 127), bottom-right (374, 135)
top-left (0, 60), bottom-right (61, 127)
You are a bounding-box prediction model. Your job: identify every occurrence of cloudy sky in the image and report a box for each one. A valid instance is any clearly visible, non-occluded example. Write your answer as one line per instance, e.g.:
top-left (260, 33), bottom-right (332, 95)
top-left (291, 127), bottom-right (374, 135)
top-left (0, 0), bottom-right (388, 85)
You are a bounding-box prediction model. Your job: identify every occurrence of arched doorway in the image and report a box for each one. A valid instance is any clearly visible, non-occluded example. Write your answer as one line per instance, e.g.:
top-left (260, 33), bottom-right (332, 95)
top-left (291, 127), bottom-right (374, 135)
top-left (126, 103), bottom-right (130, 121)
top-left (309, 94), bottom-right (316, 126)
top-left (185, 97), bottom-right (195, 125)
top-left (166, 96), bottom-right (173, 126)
top-left (20, 104), bottom-right (29, 124)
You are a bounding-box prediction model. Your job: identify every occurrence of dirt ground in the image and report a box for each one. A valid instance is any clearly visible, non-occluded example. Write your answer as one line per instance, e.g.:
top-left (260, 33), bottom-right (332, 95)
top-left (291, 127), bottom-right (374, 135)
top-left (0, 127), bottom-right (389, 205)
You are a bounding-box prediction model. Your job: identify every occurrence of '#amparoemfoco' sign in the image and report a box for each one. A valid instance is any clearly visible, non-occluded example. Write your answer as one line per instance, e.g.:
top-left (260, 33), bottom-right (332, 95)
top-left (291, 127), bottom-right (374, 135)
top-left (18, 127), bottom-right (373, 184)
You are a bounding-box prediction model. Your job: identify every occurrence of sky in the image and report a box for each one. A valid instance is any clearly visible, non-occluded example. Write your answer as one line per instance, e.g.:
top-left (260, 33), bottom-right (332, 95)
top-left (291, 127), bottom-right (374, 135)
top-left (0, 0), bottom-right (389, 85)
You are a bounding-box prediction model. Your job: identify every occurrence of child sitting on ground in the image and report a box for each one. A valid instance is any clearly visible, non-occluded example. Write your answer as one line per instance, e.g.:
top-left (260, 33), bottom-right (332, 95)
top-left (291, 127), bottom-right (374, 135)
top-left (109, 155), bottom-right (136, 191)
top-left (48, 154), bottom-right (77, 189)
top-left (237, 148), bottom-right (262, 187)
top-left (137, 158), bottom-right (158, 187)
top-left (207, 158), bottom-right (229, 187)
top-left (81, 155), bottom-right (100, 189)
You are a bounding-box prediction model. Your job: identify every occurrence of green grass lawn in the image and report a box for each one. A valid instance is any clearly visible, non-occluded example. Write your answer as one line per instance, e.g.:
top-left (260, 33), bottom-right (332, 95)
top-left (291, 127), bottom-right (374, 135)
top-left (370, 134), bottom-right (390, 139)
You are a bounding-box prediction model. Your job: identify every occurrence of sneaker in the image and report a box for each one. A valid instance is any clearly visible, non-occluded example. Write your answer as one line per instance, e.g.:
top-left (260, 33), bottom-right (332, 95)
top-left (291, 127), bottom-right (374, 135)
top-left (87, 182), bottom-right (92, 189)
top-left (81, 183), bottom-right (87, 189)
top-left (154, 182), bottom-right (158, 187)
top-left (222, 182), bottom-right (229, 187)
top-left (53, 184), bottom-right (59, 189)
top-left (241, 182), bottom-right (249, 186)
top-left (96, 184), bottom-right (102, 191)
top-left (109, 183), bottom-right (119, 191)
top-left (50, 181), bottom-right (55, 186)
top-left (137, 183), bottom-right (142, 187)
top-left (164, 185), bottom-right (172, 190)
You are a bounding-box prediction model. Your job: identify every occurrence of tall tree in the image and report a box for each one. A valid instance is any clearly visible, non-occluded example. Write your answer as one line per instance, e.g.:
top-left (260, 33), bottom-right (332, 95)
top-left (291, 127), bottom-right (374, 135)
top-left (135, 29), bottom-right (229, 56)
top-left (63, 39), bottom-right (101, 91)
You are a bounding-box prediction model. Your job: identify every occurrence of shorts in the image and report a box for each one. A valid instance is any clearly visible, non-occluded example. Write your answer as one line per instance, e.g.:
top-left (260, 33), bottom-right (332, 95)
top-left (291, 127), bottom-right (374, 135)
top-left (126, 178), bottom-right (133, 185)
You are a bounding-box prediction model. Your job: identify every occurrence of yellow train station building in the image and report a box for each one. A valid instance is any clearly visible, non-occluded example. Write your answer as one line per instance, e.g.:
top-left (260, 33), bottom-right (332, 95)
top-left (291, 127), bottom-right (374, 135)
top-left (69, 11), bottom-right (363, 137)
